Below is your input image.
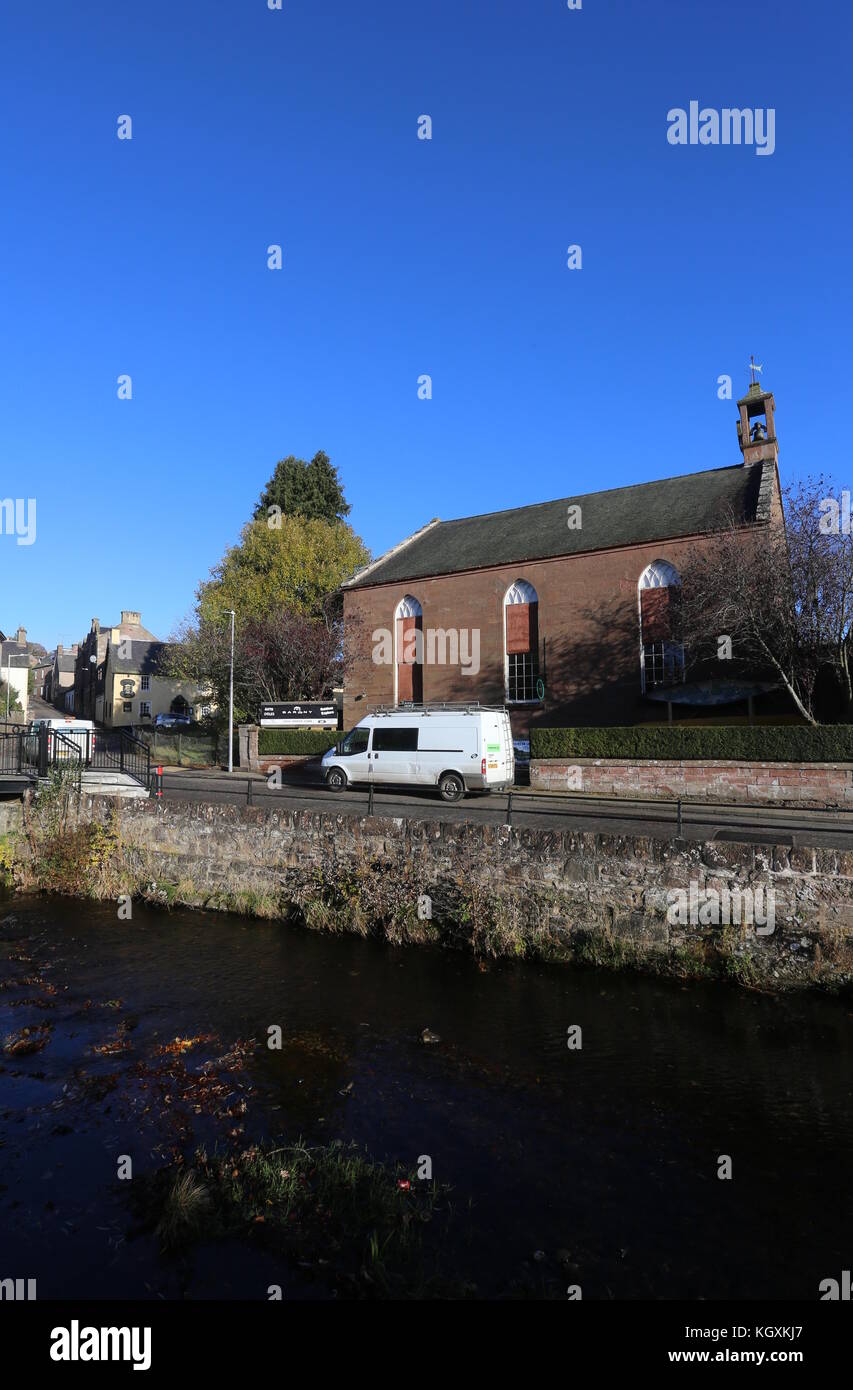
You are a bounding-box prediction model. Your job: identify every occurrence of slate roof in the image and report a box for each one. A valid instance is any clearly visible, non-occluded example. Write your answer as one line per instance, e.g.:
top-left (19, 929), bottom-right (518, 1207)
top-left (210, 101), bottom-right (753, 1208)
top-left (104, 619), bottom-right (158, 642)
top-left (345, 460), bottom-right (775, 590)
top-left (109, 640), bottom-right (170, 675)
top-left (0, 640), bottom-right (31, 666)
top-left (57, 654), bottom-right (76, 673)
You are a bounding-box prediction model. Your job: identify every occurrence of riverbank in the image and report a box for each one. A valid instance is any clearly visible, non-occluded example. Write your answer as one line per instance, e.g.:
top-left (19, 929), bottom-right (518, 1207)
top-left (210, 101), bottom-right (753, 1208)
top-left (3, 894), bottom-right (852, 1299)
top-left (3, 783), bottom-right (853, 994)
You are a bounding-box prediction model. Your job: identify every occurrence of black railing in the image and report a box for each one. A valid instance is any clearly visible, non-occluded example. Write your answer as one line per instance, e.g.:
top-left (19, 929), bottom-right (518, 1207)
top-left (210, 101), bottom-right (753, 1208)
top-left (11, 725), bottom-right (151, 791)
top-left (77, 728), bottom-right (151, 790)
top-left (0, 728), bottom-right (26, 776)
top-left (49, 730), bottom-right (83, 794)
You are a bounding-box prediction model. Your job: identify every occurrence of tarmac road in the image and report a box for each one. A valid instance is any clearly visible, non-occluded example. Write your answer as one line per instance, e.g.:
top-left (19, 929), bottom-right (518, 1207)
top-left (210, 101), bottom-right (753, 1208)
top-left (158, 766), bottom-right (853, 852)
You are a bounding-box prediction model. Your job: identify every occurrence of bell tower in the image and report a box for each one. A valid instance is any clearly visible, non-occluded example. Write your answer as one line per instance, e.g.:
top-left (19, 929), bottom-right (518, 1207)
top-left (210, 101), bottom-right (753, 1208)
top-left (737, 359), bottom-right (778, 467)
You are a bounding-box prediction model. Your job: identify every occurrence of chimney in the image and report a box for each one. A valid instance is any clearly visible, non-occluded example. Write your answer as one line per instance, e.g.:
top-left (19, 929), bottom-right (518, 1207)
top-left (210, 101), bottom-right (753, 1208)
top-left (57, 644), bottom-right (63, 655)
top-left (16, 626), bottom-right (26, 646)
top-left (120, 610), bottom-right (141, 628)
top-left (91, 618), bottom-right (100, 634)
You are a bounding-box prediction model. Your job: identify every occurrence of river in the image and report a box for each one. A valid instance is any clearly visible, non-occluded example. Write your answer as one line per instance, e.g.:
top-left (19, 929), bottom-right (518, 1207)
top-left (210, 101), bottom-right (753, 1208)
top-left (1, 895), bottom-right (851, 1299)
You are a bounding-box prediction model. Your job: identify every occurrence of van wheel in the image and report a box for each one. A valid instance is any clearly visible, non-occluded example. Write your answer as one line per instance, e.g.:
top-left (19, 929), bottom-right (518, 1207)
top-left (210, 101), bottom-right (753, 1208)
top-left (438, 772), bottom-right (464, 803)
top-left (326, 767), bottom-right (347, 791)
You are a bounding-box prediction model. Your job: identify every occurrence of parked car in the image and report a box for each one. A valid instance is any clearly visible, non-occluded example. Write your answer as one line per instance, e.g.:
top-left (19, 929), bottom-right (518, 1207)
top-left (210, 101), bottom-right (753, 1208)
top-left (153, 714), bottom-right (193, 728)
top-left (320, 705), bottom-right (514, 802)
top-left (24, 717), bottom-right (96, 765)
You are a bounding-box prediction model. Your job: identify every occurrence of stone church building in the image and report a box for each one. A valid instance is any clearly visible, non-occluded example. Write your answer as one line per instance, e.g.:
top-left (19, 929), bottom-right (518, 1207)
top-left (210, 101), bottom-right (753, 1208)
top-left (342, 381), bottom-right (787, 737)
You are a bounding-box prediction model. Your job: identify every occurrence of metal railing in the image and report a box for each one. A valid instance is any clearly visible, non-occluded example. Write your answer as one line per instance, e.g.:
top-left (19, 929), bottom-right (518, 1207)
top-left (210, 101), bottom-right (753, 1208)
top-left (11, 725), bottom-right (151, 791)
top-left (78, 727), bottom-right (151, 790)
top-left (49, 729), bottom-right (83, 793)
top-left (0, 728), bottom-right (26, 776)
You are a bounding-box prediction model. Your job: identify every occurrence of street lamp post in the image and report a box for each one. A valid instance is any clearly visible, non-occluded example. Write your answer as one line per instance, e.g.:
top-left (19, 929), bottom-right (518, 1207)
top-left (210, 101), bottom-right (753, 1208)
top-left (227, 610), bottom-right (235, 774)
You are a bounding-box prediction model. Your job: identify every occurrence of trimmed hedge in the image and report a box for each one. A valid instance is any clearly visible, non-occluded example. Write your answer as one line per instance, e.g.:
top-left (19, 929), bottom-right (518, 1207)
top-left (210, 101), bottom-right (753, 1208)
top-left (530, 725), bottom-right (853, 764)
top-left (258, 729), bottom-right (340, 757)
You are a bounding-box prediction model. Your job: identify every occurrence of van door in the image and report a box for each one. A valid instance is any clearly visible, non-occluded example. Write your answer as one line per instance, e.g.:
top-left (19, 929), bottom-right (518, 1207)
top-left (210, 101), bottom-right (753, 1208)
top-left (336, 724), bottom-right (371, 783)
top-left (483, 713), bottom-right (513, 786)
top-left (371, 724), bottom-right (419, 785)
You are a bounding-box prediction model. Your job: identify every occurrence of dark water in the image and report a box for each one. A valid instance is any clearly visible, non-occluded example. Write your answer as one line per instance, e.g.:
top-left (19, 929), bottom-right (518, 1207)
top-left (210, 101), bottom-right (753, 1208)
top-left (1, 894), bottom-right (851, 1300)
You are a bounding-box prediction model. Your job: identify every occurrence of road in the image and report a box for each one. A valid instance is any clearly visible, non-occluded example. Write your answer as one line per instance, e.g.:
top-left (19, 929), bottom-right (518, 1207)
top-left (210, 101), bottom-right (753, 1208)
top-left (158, 767), bottom-right (853, 851)
top-left (27, 693), bottom-right (60, 720)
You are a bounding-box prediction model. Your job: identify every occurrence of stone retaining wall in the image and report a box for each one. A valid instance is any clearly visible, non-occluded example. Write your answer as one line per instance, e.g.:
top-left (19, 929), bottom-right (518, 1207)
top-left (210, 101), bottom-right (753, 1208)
top-left (530, 758), bottom-right (853, 808)
top-left (47, 794), bottom-right (853, 993)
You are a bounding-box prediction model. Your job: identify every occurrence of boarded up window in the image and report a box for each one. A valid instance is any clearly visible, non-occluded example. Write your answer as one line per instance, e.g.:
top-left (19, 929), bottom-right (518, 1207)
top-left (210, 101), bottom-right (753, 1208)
top-left (506, 601), bottom-right (538, 655)
top-left (641, 588), bottom-right (677, 643)
top-left (396, 615), bottom-right (423, 703)
top-left (396, 615), bottom-right (420, 664)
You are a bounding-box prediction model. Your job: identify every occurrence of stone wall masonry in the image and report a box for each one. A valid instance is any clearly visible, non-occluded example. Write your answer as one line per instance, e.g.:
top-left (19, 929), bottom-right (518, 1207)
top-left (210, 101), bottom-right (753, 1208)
top-left (52, 793), bottom-right (853, 994)
top-left (530, 758), bottom-right (853, 809)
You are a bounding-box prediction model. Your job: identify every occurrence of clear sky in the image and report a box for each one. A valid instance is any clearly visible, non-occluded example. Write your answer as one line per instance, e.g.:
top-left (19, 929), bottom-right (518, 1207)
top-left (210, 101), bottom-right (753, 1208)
top-left (1, 0), bottom-right (850, 650)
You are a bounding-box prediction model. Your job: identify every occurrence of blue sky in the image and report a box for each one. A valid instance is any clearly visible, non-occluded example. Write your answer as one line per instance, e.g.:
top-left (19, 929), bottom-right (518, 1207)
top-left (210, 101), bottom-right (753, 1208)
top-left (1, 0), bottom-right (850, 650)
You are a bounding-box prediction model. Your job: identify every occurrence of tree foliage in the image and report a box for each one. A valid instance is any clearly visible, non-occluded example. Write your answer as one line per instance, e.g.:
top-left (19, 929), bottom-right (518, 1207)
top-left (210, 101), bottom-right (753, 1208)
top-left (163, 610), bottom-right (345, 724)
top-left (678, 476), bottom-right (853, 725)
top-left (196, 514), bottom-right (370, 625)
top-left (254, 451), bottom-right (351, 525)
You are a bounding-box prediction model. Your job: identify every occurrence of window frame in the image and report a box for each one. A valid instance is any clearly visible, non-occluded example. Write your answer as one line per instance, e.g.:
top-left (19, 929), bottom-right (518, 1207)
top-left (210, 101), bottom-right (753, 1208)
top-left (503, 580), bottom-right (541, 705)
top-left (638, 561), bottom-right (685, 694)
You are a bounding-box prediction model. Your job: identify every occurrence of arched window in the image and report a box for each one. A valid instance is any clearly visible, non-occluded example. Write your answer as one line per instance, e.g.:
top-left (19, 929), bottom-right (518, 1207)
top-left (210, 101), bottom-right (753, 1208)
top-left (504, 580), bottom-right (539, 703)
top-left (395, 595), bottom-right (423, 704)
top-left (638, 561), bottom-right (684, 692)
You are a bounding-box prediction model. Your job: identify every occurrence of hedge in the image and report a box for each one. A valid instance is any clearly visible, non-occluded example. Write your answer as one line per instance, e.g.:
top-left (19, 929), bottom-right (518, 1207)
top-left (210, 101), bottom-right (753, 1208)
top-left (257, 729), bottom-right (339, 757)
top-left (529, 725), bottom-right (853, 764)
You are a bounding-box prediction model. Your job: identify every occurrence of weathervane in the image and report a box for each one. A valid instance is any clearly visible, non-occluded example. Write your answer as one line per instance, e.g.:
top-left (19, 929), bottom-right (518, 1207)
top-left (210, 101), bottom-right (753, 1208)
top-left (748, 355), bottom-right (764, 385)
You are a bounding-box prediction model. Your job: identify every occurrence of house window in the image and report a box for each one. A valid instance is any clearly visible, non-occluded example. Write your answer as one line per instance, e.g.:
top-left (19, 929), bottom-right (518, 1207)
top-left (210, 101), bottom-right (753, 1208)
top-left (141, 675), bottom-right (150, 691)
top-left (639, 560), bottom-right (685, 692)
top-left (395, 595), bottom-right (423, 705)
top-left (139, 702), bottom-right (151, 718)
top-left (123, 701), bottom-right (132, 713)
top-left (504, 580), bottom-right (540, 703)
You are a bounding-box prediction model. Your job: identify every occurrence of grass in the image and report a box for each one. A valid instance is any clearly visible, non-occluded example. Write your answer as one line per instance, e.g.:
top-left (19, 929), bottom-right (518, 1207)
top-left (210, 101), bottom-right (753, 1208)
top-left (140, 1138), bottom-right (464, 1299)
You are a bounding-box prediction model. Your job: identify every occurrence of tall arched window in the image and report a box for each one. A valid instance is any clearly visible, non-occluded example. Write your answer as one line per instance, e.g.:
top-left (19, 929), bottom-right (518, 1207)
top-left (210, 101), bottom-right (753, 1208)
top-left (638, 560), bottom-right (684, 692)
top-left (395, 595), bottom-right (423, 704)
top-left (504, 580), bottom-right (539, 703)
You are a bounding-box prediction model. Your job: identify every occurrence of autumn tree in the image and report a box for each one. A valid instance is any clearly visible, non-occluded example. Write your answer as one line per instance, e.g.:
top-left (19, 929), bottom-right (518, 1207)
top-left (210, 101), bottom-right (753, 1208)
top-left (678, 476), bottom-right (853, 725)
top-left (163, 610), bottom-right (345, 724)
top-left (196, 513), bottom-right (370, 626)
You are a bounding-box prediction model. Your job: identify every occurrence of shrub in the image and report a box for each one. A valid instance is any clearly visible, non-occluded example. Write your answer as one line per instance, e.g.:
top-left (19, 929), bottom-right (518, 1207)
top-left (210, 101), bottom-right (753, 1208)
top-left (257, 729), bottom-right (339, 756)
top-left (529, 725), bottom-right (853, 763)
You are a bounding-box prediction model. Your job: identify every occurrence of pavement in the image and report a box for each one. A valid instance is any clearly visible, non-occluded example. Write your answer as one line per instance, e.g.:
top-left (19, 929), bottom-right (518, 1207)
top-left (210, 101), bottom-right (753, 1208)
top-left (156, 765), bottom-right (853, 851)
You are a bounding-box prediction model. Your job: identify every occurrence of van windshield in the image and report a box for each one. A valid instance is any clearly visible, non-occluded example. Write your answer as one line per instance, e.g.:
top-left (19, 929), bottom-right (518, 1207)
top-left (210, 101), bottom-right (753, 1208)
top-left (339, 727), bottom-right (370, 756)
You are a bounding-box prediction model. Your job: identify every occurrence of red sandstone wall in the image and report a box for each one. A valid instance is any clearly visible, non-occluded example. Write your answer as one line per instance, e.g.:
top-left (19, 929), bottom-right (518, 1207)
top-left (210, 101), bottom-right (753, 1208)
top-left (530, 757), bottom-right (853, 808)
top-left (342, 531), bottom-right (757, 734)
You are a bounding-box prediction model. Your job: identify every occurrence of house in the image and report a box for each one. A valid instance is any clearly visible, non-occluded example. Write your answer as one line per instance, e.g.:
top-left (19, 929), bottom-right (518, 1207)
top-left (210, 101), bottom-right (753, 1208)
top-left (342, 380), bottom-right (788, 736)
top-left (0, 627), bottom-right (36, 720)
top-left (74, 611), bottom-right (159, 721)
top-left (31, 658), bottom-right (53, 700)
top-left (44, 644), bottom-right (78, 709)
top-left (100, 637), bottom-right (213, 728)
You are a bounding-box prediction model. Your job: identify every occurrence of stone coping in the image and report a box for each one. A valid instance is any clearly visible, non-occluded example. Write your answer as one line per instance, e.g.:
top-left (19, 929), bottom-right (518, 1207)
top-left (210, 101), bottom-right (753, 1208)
top-left (531, 757), bottom-right (853, 770)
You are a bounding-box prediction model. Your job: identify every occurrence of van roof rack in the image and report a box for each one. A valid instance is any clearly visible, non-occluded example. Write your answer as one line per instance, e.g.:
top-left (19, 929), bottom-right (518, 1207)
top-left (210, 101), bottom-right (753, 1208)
top-left (369, 701), bottom-right (508, 715)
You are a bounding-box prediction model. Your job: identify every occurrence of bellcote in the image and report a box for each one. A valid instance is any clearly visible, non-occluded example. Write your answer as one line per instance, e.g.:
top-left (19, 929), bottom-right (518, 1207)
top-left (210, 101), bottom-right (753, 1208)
top-left (737, 379), bottom-right (778, 467)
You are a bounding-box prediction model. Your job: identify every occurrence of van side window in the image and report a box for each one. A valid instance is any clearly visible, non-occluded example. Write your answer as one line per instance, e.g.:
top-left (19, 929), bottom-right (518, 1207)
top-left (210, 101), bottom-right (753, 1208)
top-left (373, 727), bottom-right (418, 753)
top-left (340, 727), bottom-right (370, 755)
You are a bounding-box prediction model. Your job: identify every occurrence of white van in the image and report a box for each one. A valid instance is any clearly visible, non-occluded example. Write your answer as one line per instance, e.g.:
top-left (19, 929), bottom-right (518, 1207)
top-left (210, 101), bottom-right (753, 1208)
top-left (320, 704), bottom-right (514, 802)
top-left (24, 716), bottom-right (96, 765)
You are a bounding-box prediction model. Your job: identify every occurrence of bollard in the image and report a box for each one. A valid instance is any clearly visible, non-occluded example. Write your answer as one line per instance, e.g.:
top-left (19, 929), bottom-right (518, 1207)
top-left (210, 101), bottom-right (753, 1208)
top-left (506, 789), bottom-right (513, 826)
top-left (155, 766), bottom-right (163, 800)
top-left (368, 779), bottom-right (374, 816)
top-left (677, 797), bottom-right (683, 837)
top-left (247, 777), bottom-right (253, 806)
